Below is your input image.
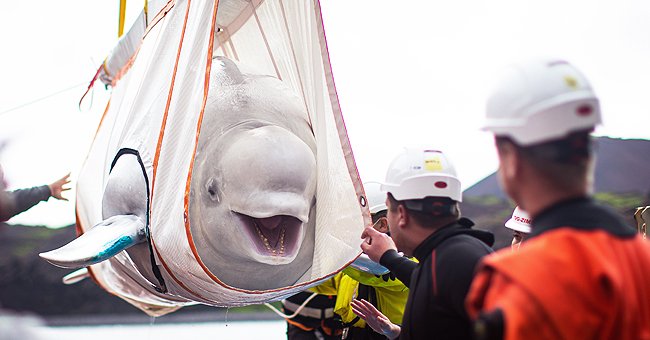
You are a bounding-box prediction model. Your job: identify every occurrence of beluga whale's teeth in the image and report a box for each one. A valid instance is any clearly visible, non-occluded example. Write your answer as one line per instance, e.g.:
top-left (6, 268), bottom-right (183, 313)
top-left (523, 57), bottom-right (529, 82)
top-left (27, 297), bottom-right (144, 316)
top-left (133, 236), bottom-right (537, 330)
top-left (245, 214), bottom-right (299, 258)
top-left (254, 222), bottom-right (286, 256)
top-left (39, 215), bottom-right (147, 269)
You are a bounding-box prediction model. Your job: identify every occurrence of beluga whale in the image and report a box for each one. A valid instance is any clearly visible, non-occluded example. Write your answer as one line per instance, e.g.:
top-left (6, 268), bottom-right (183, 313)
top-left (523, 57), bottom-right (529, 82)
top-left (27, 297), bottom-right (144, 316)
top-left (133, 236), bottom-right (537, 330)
top-left (39, 0), bottom-right (368, 315)
top-left (41, 57), bottom-right (319, 291)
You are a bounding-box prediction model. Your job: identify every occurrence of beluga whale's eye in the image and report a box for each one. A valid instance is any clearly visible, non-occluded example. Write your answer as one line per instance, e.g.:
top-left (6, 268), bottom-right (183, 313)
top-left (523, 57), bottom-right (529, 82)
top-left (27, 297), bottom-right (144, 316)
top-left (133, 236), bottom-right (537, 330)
top-left (206, 178), bottom-right (219, 202)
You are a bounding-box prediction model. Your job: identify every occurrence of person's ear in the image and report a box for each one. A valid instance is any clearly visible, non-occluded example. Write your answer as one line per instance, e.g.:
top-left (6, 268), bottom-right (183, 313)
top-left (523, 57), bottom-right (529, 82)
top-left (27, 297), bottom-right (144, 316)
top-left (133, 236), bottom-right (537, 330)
top-left (396, 204), bottom-right (409, 229)
top-left (497, 142), bottom-right (521, 183)
top-left (376, 218), bottom-right (389, 233)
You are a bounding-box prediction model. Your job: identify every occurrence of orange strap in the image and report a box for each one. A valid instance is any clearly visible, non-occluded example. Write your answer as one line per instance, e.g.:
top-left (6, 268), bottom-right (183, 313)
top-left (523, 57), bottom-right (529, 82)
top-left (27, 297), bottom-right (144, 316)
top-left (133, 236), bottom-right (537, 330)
top-left (320, 319), bottom-right (344, 336)
top-left (286, 318), bottom-right (314, 332)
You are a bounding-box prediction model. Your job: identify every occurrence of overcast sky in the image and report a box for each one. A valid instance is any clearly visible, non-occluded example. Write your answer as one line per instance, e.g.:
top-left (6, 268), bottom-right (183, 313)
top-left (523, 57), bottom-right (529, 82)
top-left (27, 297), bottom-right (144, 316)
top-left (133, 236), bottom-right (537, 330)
top-left (1, 0), bottom-right (649, 227)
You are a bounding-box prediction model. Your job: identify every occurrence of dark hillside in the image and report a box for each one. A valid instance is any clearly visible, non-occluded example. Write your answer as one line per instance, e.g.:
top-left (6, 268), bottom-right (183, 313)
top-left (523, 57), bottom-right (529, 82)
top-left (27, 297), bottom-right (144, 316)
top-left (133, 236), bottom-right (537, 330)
top-left (0, 224), bottom-right (137, 316)
top-left (593, 137), bottom-right (650, 194)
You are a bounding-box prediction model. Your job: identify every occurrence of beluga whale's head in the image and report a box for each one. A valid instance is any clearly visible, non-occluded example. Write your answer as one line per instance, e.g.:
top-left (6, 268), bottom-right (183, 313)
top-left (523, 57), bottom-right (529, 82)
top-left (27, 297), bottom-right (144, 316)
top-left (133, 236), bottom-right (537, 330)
top-left (189, 57), bottom-right (317, 290)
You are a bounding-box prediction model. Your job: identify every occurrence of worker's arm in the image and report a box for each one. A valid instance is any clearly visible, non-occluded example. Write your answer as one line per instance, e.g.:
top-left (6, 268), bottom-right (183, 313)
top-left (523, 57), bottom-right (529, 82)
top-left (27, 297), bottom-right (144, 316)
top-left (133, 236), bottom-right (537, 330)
top-left (379, 250), bottom-right (417, 288)
top-left (1, 185), bottom-right (51, 221)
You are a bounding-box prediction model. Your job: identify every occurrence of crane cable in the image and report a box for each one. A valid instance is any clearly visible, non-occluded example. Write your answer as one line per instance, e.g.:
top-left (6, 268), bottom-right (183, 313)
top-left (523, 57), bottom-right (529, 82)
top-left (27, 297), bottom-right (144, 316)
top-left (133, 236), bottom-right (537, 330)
top-left (0, 82), bottom-right (87, 117)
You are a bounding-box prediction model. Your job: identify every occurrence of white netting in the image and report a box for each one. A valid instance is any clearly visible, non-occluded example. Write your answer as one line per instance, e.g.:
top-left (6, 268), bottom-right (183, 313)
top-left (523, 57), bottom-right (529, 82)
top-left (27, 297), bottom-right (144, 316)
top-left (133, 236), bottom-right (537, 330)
top-left (77, 0), bottom-right (368, 314)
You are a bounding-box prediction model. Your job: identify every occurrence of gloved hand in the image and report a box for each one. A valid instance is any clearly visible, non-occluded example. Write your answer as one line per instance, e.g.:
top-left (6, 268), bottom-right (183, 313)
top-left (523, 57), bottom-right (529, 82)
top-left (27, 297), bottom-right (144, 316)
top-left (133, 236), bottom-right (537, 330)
top-left (375, 271), bottom-right (396, 282)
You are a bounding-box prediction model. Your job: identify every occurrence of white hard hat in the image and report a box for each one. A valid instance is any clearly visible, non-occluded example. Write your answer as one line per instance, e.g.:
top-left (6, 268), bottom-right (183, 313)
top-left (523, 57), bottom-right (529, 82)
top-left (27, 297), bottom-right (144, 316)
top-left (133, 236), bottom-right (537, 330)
top-left (364, 181), bottom-right (388, 214)
top-left (380, 148), bottom-right (462, 202)
top-left (482, 58), bottom-right (601, 146)
top-left (505, 206), bottom-right (532, 233)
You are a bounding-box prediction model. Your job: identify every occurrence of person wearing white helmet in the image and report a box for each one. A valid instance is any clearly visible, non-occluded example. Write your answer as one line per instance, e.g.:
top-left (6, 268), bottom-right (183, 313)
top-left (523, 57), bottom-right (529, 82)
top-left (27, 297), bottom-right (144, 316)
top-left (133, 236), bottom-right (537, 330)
top-left (504, 206), bottom-right (531, 251)
top-left (466, 58), bottom-right (650, 340)
top-left (354, 148), bottom-right (494, 340)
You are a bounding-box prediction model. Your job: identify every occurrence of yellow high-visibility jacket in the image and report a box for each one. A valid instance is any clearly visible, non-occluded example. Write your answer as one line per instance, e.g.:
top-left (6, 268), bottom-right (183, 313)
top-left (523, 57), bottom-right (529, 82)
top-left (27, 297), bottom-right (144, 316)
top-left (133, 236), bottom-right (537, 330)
top-left (311, 266), bottom-right (410, 328)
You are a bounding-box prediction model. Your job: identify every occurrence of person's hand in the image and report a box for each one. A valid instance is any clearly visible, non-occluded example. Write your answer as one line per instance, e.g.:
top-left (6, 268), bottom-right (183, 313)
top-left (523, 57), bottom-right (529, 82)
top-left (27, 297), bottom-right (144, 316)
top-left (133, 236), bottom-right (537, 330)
top-left (351, 299), bottom-right (401, 339)
top-left (360, 226), bottom-right (397, 263)
top-left (48, 173), bottom-right (71, 201)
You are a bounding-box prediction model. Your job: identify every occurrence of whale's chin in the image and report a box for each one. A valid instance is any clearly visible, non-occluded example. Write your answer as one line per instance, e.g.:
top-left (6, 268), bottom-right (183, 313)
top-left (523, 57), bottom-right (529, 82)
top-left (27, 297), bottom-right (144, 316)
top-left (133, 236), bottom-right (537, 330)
top-left (234, 213), bottom-right (304, 265)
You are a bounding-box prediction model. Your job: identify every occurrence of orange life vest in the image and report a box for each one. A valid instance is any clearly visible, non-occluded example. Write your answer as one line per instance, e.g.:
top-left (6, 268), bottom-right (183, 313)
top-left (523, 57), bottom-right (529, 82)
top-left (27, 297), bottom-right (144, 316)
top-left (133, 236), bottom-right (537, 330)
top-left (467, 228), bottom-right (650, 340)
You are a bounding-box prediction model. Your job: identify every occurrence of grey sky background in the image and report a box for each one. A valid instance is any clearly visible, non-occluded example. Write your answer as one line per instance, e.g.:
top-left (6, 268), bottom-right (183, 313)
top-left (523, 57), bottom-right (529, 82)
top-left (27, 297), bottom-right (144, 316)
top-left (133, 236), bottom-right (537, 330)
top-left (1, 0), bottom-right (648, 227)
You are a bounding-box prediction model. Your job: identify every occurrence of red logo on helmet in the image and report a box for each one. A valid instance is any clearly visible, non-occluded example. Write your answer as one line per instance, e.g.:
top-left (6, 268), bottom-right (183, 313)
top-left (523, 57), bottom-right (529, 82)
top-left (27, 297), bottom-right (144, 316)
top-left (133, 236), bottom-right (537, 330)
top-left (576, 105), bottom-right (593, 116)
top-left (434, 181), bottom-right (447, 189)
top-left (514, 216), bottom-right (531, 224)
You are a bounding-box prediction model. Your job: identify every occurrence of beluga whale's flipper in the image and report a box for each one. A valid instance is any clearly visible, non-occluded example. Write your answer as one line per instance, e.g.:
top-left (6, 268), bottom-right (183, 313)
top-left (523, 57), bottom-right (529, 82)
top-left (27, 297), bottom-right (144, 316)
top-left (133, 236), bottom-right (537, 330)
top-left (39, 215), bottom-right (146, 269)
top-left (62, 268), bottom-right (90, 285)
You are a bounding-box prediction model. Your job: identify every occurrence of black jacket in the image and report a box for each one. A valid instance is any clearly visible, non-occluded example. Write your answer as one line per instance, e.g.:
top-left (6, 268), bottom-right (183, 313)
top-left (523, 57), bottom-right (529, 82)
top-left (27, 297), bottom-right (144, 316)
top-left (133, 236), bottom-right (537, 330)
top-left (382, 218), bottom-right (494, 340)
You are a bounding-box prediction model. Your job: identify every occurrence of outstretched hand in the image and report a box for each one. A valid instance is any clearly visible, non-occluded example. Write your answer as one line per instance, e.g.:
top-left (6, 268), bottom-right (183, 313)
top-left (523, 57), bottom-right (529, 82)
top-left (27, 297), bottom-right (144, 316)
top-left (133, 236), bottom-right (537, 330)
top-left (351, 299), bottom-right (401, 339)
top-left (48, 173), bottom-right (71, 201)
top-left (360, 226), bottom-right (397, 263)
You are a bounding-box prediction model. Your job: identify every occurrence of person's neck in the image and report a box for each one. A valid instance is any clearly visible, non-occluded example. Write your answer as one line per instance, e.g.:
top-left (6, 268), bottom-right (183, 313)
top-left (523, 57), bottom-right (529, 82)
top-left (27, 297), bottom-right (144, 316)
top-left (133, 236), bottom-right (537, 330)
top-left (405, 217), bottom-right (457, 256)
top-left (520, 187), bottom-right (588, 219)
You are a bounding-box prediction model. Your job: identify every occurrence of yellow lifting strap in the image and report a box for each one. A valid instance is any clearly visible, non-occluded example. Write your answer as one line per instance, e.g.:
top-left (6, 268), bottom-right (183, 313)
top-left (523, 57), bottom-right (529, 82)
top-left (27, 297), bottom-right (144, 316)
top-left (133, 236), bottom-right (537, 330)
top-left (118, 0), bottom-right (127, 37)
top-left (118, 1), bottom-right (149, 37)
top-left (144, 0), bottom-right (148, 23)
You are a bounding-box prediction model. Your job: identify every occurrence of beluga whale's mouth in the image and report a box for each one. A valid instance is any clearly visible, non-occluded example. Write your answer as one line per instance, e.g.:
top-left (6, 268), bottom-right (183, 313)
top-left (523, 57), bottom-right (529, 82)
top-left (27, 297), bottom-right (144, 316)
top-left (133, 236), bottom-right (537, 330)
top-left (235, 213), bottom-right (304, 262)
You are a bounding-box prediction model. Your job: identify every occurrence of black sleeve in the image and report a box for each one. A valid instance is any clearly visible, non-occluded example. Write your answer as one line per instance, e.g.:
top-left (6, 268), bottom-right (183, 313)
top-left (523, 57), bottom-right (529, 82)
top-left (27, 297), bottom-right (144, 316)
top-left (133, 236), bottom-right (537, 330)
top-left (379, 249), bottom-right (418, 288)
top-left (0, 185), bottom-right (51, 221)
